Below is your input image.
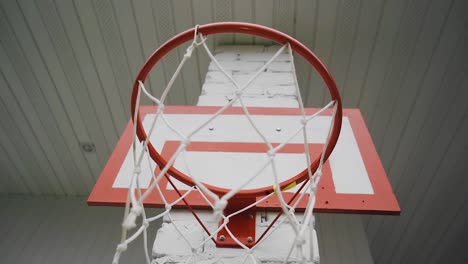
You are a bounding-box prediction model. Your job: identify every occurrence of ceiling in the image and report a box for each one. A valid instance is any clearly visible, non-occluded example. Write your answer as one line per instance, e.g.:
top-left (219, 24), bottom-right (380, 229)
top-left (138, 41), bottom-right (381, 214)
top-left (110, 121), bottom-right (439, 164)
top-left (1, 0), bottom-right (468, 263)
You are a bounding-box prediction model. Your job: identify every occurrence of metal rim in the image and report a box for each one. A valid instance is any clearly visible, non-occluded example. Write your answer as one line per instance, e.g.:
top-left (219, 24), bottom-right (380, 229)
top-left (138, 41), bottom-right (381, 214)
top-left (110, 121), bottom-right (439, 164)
top-left (131, 22), bottom-right (343, 197)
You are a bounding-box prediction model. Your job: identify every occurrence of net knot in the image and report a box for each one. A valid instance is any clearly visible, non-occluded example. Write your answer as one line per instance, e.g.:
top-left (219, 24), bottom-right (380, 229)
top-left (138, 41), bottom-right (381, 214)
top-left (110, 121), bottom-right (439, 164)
top-left (157, 104), bottom-right (165, 112)
top-left (311, 183), bottom-right (318, 193)
top-left (234, 90), bottom-right (242, 97)
top-left (184, 25), bottom-right (206, 59)
top-left (133, 166), bottom-right (141, 175)
top-left (142, 219), bottom-right (149, 228)
top-left (116, 243), bottom-right (128, 252)
top-left (122, 205), bottom-right (143, 230)
top-left (131, 205), bottom-right (143, 215)
top-left (185, 45), bottom-right (195, 58)
top-left (300, 117), bottom-right (308, 126)
top-left (191, 25), bottom-right (206, 46)
top-left (180, 137), bottom-right (191, 147)
top-left (315, 169), bottom-right (322, 178)
top-left (267, 150), bottom-right (276, 158)
top-left (295, 235), bottom-right (306, 246)
top-left (165, 204), bottom-right (172, 211)
top-left (213, 199), bottom-right (228, 220)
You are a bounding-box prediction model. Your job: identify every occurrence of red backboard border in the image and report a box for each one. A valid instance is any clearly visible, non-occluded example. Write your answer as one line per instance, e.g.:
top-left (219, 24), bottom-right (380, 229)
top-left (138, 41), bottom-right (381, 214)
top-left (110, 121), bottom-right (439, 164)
top-left (87, 106), bottom-right (400, 215)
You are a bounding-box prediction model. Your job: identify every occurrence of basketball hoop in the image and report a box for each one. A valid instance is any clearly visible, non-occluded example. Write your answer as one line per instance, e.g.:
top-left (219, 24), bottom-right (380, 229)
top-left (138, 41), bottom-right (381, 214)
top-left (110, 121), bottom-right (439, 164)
top-left (114, 22), bottom-right (343, 264)
top-left (131, 22), bottom-right (342, 197)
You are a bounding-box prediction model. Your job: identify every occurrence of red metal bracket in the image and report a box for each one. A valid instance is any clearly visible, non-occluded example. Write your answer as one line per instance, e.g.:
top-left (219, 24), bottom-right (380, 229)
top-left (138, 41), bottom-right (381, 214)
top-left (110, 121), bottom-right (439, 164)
top-left (216, 197), bottom-right (257, 248)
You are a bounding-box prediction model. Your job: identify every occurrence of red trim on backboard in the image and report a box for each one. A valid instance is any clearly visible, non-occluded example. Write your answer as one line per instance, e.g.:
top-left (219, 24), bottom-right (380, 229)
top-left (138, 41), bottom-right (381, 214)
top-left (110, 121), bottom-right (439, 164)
top-left (87, 106), bottom-right (400, 215)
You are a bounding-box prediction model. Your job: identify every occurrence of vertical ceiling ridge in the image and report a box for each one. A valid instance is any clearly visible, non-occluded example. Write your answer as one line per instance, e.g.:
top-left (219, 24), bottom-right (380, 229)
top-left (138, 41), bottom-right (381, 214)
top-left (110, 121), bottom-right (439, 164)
top-left (395, 75), bottom-right (468, 263)
top-left (364, 0), bottom-right (433, 246)
top-left (192, 0), bottom-right (215, 89)
top-left (48, 0), bottom-right (106, 192)
top-left (131, 0), bottom-right (167, 98)
top-left (31, 0), bottom-right (113, 173)
top-left (385, 19), bottom-right (468, 188)
top-left (373, 33), bottom-right (468, 262)
top-left (374, 0), bottom-right (459, 258)
top-left (1, 2), bottom-right (74, 195)
top-left (109, 0), bottom-right (136, 90)
top-left (380, 1), bottom-right (458, 176)
top-left (24, 1), bottom-right (102, 190)
top-left (0, 11), bottom-right (75, 194)
top-left (431, 186), bottom-right (468, 263)
top-left (0, 3), bottom-right (71, 193)
top-left (340, 0), bottom-right (363, 103)
top-left (0, 65), bottom-right (65, 195)
top-left (189, 0), bottom-right (204, 90)
top-left (304, 0), bottom-right (340, 107)
top-left (0, 130), bottom-right (32, 194)
top-left (68, 0), bottom-right (128, 136)
top-left (129, 1), bottom-right (150, 76)
top-left (169, 0), bottom-right (189, 105)
top-left (149, 0), bottom-right (170, 98)
top-left (355, 0), bottom-right (389, 108)
top-left (88, 0), bottom-right (130, 116)
top-left (328, 0), bottom-right (362, 103)
top-left (376, 0), bottom-right (454, 172)
top-left (371, 0), bottom-right (435, 154)
top-left (152, 0), bottom-right (187, 105)
top-left (294, 0), bottom-right (318, 103)
top-left (357, 0), bottom-right (409, 126)
top-left (1, 3), bottom-right (87, 194)
top-left (417, 136), bottom-right (468, 263)
top-left (172, 0), bottom-right (202, 105)
top-left (214, 0), bottom-right (233, 46)
top-left (392, 29), bottom-right (468, 193)
top-left (319, 0), bottom-right (342, 105)
top-left (367, 0), bottom-right (426, 135)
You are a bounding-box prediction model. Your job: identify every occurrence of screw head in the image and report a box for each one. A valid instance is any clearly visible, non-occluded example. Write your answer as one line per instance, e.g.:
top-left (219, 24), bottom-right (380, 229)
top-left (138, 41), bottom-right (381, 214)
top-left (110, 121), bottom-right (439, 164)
top-left (276, 127), bottom-right (281, 132)
top-left (80, 142), bottom-right (95, 153)
top-left (219, 235), bottom-right (226, 241)
top-left (208, 127), bottom-right (214, 131)
top-left (247, 214), bottom-right (253, 219)
top-left (247, 237), bottom-right (253, 243)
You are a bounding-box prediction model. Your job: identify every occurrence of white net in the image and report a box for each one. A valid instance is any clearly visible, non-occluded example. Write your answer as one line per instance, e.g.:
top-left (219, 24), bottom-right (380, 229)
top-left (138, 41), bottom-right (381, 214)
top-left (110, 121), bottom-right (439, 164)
top-left (113, 29), bottom-right (338, 264)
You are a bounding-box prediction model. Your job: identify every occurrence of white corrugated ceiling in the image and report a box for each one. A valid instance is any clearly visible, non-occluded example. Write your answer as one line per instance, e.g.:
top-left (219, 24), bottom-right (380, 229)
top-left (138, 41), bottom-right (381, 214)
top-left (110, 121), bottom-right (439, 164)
top-left (1, 0), bottom-right (467, 263)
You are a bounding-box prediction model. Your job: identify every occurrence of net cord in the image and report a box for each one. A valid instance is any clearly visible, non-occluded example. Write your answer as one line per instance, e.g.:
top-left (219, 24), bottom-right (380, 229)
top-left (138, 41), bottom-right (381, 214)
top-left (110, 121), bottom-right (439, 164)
top-left (113, 28), bottom-right (337, 264)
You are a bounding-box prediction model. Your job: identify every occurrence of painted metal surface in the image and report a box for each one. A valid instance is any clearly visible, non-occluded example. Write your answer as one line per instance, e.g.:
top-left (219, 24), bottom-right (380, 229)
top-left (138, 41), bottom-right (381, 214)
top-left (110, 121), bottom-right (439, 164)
top-left (87, 106), bottom-right (399, 215)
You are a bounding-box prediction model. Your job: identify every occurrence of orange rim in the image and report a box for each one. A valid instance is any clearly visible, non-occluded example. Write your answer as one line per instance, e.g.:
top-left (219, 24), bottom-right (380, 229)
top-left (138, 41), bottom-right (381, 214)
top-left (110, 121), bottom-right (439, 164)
top-left (131, 22), bottom-right (342, 197)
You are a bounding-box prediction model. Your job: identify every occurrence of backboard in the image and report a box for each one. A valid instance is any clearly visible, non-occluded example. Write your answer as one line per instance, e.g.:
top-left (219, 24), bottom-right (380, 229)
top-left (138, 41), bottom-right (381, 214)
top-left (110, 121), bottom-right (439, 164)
top-left (88, 105), bottom-right (400, 215)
